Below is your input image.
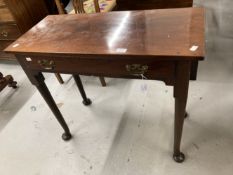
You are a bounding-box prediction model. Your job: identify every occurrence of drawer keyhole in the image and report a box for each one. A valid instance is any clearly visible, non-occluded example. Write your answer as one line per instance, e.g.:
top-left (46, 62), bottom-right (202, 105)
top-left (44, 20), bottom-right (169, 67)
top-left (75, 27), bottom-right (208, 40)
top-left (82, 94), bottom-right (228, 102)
top-left (126, 64), bottom-right (148, 75)
top-left (38, 59), bottom-right (55, 70)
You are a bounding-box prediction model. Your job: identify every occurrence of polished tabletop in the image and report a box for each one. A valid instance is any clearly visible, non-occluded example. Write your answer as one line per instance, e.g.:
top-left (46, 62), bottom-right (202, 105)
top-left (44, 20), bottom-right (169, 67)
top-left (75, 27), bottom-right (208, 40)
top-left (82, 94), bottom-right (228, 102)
top-left (5, 8), bottom-right (205, 60)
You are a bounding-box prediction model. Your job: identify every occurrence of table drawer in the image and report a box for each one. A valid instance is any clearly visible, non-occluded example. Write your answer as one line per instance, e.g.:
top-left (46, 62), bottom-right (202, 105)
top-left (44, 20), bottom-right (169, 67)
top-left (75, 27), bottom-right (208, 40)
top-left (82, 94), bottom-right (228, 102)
top-left (0, 24), bottom-right (21, 40)
top-left (21, 56), bottom-right (175, 80)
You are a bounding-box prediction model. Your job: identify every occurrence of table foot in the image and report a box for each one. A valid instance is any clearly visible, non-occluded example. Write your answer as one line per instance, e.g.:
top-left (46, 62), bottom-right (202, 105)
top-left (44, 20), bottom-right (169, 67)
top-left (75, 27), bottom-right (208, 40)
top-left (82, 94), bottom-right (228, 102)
top-left (62, 132), bottom-right (72, 141)
top-left (173, 152), bottom-right (185, 163)
top-left (83, 98), bottom-right (92, 106)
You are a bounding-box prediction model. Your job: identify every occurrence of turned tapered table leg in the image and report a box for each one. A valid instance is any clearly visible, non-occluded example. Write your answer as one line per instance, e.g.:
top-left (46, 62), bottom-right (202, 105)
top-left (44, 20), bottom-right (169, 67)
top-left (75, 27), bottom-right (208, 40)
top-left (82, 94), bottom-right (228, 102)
top-left (73, 75), bottom-right (92, 106)
top-left (173, 61), bottom-right (190, 163)
top-left (35, 74), bottom-right (72, 141)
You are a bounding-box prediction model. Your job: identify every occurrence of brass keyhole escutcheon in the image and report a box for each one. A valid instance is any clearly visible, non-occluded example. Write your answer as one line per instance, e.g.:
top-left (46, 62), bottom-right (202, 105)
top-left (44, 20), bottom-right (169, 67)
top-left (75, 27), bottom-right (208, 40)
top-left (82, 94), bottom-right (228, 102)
top-left (126, 64), bottom-right (148, 75)
top-left (38, 59), bottom-right (55, 70)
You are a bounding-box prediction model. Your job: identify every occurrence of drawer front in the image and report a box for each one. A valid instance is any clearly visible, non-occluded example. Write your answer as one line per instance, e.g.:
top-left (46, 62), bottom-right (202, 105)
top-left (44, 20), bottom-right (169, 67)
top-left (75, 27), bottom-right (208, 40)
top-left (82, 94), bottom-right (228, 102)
top-left (0, 24), bottom-right (21, 40)
top-left (20, 56), bottom-right (175, 80)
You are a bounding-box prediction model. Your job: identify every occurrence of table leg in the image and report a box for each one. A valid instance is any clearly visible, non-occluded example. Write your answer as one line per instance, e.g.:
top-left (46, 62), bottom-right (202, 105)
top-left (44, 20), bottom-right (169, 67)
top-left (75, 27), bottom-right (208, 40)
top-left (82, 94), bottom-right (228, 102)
top-left (190, 61), bottom-right (198, 80)
top-left (73, 75), bottom-right (92, 106)
top-left (55, 73), bottom-right (64, 84)
top-left (35, 73), bottom-right (72, 141)
top-left (173, 61), bottom-right (190, 163)
top-left (99, 76), bottom-right (106, 87)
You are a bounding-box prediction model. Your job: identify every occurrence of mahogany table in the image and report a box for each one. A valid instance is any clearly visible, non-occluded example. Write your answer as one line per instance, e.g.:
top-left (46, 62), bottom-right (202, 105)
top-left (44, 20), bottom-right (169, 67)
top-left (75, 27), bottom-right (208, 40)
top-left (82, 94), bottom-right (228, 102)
top-left (5, 8), bottom-right (205, 163)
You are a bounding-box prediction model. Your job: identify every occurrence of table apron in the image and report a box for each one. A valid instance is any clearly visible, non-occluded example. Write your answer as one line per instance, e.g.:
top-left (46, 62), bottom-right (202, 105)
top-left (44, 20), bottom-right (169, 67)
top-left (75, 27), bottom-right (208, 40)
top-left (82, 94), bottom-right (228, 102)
top-left (18, 55), bottom-right (177, 84)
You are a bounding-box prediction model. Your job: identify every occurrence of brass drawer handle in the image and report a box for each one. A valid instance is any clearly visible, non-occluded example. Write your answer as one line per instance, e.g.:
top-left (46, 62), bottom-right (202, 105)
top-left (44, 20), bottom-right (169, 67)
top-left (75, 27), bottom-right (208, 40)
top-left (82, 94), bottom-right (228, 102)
top-left (1, 31), bottom-right (8, 37)
top-left (126, 64), bottom-right (148, 75)
top-left (38, 59), bottom-right (55, 70)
